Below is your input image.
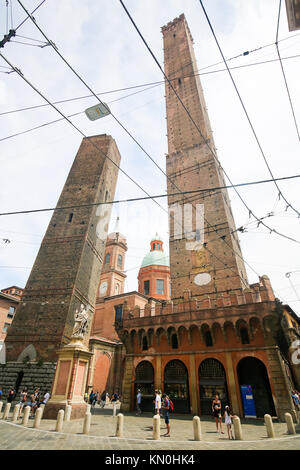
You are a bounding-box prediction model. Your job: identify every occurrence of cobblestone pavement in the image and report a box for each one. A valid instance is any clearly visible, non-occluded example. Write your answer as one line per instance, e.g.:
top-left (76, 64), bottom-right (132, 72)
top-left (0, 404), bottom-right (299, 450)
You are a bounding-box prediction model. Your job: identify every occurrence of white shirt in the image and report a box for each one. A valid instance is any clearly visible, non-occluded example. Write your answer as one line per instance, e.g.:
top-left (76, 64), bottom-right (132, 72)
top-left (155, 394), bottom-right (161, 409)
top-left (43, 392), bottom-right (50, 404)
top-left (137, 393), bottom-right (142, 404)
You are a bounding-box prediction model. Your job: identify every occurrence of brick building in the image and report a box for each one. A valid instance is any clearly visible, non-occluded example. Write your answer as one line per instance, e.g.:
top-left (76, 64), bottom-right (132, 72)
top-left (116, 15), bottom-right (300, 420)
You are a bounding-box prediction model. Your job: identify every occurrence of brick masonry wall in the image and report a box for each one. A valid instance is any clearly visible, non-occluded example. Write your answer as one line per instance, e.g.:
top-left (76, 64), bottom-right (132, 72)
top-left (162, 15), bottom-right (248, 299)
top-left (4, 135), bottom-right (121, 363)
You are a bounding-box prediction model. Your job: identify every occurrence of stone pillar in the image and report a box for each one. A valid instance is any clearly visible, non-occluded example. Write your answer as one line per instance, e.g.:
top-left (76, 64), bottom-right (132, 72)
top-left (113, 402), bottom-right (117, 417)
top-left (233, 416), bottom-right (243, 440)
top-left (264, 414), bottom-right (275, 438)
top-left (153, 414), bottom-right (160, 440)
top-left (83, 412), bottom-right (91, 435)
top-left (56, 410), bottom-right (64, 432)
top-left (2, 402), bottom-right (11, 419)
top-left (193, 416), bottom-right (201, 441)
top-left (155, 355), bottom-right (162, 392)
top-left (34, 408), bottom-right (43, 429)
top-left (39, 404), bottom-right (45, 418)
top-left (12, 404), bottom-right (20, 423)
top-left (120, 356), bottom-right (133, 412)
top-left (189, 354), bottom-right (198, 415)
top-left (0, 402), bottom-right (3, 414)
top-left (65, 405), bottom-right (72, 421)
top-left (22, 406), bottom-right (31, 425)
top-left (116, 413), bottom-right (124, 437)
top-left (43, 338), bottom-right (93, 420)
top-left (225, 352), bottom-right (240, 415)
top-left (285, 413), bottom-right (296, 435)
top-left (266, 347), bottom-right (296, 421)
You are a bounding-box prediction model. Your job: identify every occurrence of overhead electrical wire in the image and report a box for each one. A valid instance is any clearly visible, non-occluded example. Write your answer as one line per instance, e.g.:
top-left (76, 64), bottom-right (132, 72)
top-left (275, 0), bottom-right (300, 141)
top-left (198, 0), bottom-right (300, 220)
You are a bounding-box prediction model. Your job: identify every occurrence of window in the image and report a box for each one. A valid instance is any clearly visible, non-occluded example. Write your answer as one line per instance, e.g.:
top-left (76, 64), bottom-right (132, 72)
top-left (117, 254), bottom-right (122, 268)
top-left (171, 334), bottom-right (178, 349)
top-left (7, 306), bottom-right (15, 318)
top-left (205, 331), bottom-right (213, 347)
top-left (114, 304), bottom-right (123, 323)
top-left (2, 322), bottom-right (10, 333)
top-left (142, 337), bottom-right (148, 350)
top-left (240, 327), bottom-right (250, 344)
top-left (144, 280), bottom-right (150, 295)
top-left (152, 243), bottom-right (155, 250)
top-left (156, 279), bottom-right (164, 295)
top-left (68, 213), bottom-right (73, 223)
top-left (104, 253), bottom-right (110, 265)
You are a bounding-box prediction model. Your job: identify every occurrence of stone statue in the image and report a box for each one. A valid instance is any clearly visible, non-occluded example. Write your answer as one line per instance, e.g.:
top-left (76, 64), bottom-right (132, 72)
top-left (71, 303), bottom-right (90, 338)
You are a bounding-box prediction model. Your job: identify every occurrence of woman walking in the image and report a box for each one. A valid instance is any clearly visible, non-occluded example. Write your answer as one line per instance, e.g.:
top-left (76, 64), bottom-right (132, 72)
top-left (212, 394), bottom-right (224, 434)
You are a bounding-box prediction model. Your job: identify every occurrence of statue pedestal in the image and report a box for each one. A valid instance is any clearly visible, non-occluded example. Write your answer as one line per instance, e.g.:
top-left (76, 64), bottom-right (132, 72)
top-left (43, 338), bottom-right (93, 419)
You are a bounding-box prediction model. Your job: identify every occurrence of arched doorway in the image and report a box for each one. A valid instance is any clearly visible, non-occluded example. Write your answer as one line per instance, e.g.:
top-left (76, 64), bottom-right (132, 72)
top-left (164, 360), bottom-right (190, 413)
top-left (134, 361), bottom-right (154, 412)
top-left (199, 358), bottom-right (228, 415)
top-left (237, 357), bottom-right (276, 417)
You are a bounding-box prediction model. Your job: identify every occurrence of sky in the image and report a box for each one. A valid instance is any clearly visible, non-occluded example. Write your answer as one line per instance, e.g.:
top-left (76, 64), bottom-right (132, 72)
top-left (0, 0), bottom-right (299, 315)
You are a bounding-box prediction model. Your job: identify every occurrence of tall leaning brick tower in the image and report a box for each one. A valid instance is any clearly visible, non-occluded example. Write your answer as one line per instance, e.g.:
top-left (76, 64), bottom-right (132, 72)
top-left (1, 135), bottom-right (120, 393)
top-left (162, 14), bottom-right (249, 299)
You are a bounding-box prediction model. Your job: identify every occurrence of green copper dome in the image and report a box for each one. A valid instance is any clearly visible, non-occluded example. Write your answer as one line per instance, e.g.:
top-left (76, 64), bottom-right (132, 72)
top-left (141, 250), bottom-right (169, 268)
top-left (151, 232), bottom-right (162, 242)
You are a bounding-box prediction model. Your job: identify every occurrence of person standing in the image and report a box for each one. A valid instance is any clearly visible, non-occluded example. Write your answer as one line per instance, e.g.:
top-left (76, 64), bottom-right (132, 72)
top-left (136, 389), bottom-right (142, 416)
top-left (224, 405), bottom-right (234, 440)
top-left (291, 390), bottom-right (300, 411)
top-left (161, 394), bottom-right (170, 437)
top-left (100, 391), bottom-right (106, 408)
top-left (18, 388), bottom-right (27, 417)
top-left (7, 388), bottom-right (15, 403)
top-left (0, 386), bottom-right (2, 401)
top-left (212, 394), bottom-right (224, 434)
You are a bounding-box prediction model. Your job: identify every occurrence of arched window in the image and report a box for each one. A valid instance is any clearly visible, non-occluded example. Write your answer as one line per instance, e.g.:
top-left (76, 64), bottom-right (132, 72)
top-left (117, 254), bottom-right (122, 268)
top-left (240, 327), bottom-right (250, 344)
top-left (104, 253), bottom-right (110, 265)
top-left (152, 243), bottom-right (155, 250)
top-left (142, 336), bottom-right (148, 351)
top-left (205, 330), bottom-right (213, 347)
top-left (171, 334), bottom-right (178, 349)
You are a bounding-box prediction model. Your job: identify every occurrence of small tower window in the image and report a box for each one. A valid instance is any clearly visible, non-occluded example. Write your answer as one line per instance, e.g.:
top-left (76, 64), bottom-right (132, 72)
top-left (171, 334), bottom-right (178, 349)
top-left (104, 253), bottom-right (110, 265)
top-left (114, 304), bottom-right (123, 323)
top-left (152, 243), bottom-right (156, 250)
top-left (144, 280), bottom-right (150, 295)
top-left (205, 330), bottom-right (213, 347)
top-left (68, 213), bottom-right (73, 223)
top-left (142, 336), bottom-right (148, 351)
top-left (156, 280), bottom-right (164, 295)
top-left (240, 327), bottom-right (250, 344)
top-left (117, 254), bottom-right (122, 268)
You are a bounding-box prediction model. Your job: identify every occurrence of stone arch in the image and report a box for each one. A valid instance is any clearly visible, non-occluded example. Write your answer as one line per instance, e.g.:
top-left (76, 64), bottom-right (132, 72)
top-left (201, 323), bottom-right (213, 347)
top-left (237, 356), bottom-right (276, 417)
top-left (189, 324), bottom-right (200, 345)
top-left (178, 325), bottom-right (188, 347)
top-left (164, 359), bottom-right (190, 413)
top-left (167, 326), bottom-right (177, 347)
top-left (17, 344), bottom-right (37, 363)
top-left (212, 322), bottom-right (223, 345)
top-left (138, 329), bottom-right (146, 349)
top-left (249, 317), bottom-right (261, 340)
top-left (134, 360), bottom-right (154, 412)
top-left (236, 319), bottom-right (250, 344)
top-left (147, 328), bottom-right (154, 347)
top-left (198, 358), bottom-right (228, 415)
top-left (156, 327), bottom-right (167, 346)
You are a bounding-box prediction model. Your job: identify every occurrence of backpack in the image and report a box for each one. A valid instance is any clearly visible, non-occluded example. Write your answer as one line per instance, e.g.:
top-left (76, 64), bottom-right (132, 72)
top-left (169, 399), bottom-right (174, 413)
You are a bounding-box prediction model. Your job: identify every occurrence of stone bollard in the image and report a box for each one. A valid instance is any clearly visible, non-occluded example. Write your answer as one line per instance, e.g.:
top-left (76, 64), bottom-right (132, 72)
top-left (112, 402), bottom-right (117, 417)
top-left (115, 413), bottom-right (124, 438)
top-left (83, 412), bottom-right (91, 435)
top-left (39, 404), bottom-right (45, 418)
top-left (2, 402), bottom-right (11, 420)
top-left (0, 401), bottom-right (3, 414)
top-left (285, 413), bottom-right (296, 435)
top-left (65, 405), bottom-right (72, 421)
top-left (12, 404), bottom-right (21, 423)
top-left (264, 414), bottom-right (275, 438)
top-left (34, 407), bottom-right (43, 429)
top-left (233, 416), bottom-right (243, 440)
top-left (55, 409), bottom-right (64, 432)
top-left (22, 406), bottom-right (31, 425)
top-left (153, 414), bottom-right (160, 440)
top-left (86, 404), bottom-right (91, 414)
top-left (193, 416), bottom-right (201, 441)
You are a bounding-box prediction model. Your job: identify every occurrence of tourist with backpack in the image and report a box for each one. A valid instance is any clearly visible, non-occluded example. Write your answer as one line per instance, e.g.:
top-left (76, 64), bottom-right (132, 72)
top-left (161, 394), bottom-right (171, 437)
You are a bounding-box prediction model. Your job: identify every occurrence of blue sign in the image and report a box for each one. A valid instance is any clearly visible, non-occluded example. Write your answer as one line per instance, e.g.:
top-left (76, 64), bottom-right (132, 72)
top-left (240, 385), bottom-right (256, 418)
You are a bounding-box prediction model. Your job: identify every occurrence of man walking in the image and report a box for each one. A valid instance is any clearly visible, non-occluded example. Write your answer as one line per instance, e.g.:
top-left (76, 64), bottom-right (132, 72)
top-left (161, 394), bottom-right (170, 437)
top-left (136, 389), bottom-right (142, 416)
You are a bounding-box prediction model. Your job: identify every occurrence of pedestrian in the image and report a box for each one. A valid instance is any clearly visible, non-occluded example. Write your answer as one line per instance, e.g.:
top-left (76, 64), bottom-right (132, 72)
top-left (0, 386), bottom-right (2, 401)
top-left (38, 390), bottom-right (50, 407)
top-left (154, 389), bottom-right (161, 416)
top-left (89, 390), bottom-right (94, 405)
top-left (111, 391), bottom-right (119, 402)
top-left (84, 391), bottom-right (88, 403)
top-left (161, 393), bottom-right (170, 437)
top-left (92, 391), bottom-right (97, 407)
top-left (7, 388), bottom-right (15, 403)
top-left (100, 390), bottom-right (106, 408)
top-left (18, 388), bottom-right (28, 417)
top-left (291, 390), bottom-right (300, 411)
top-left (136, 389), bottom-right (142, 416)
top-left (96, 391), bottom-right (101, 406)
top-left (212, 394), bottom-right (224, 434)
top-left (27, 391), bottom-right (36, 417)
top-left (224, 405), bottom-right (234, 440)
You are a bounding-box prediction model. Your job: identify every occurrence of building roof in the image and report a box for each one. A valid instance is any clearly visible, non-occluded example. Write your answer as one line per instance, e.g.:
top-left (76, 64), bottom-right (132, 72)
top-left (141, 250), bottom-right (169, 268)
top-left (151, 233), bottom-right (162, 242)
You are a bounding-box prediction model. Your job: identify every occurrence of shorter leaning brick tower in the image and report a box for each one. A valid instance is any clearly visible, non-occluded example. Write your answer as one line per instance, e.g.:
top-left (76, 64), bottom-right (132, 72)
top-left (0, 134), bottom-right (121, 395)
